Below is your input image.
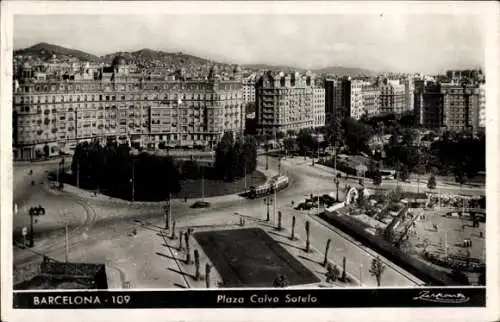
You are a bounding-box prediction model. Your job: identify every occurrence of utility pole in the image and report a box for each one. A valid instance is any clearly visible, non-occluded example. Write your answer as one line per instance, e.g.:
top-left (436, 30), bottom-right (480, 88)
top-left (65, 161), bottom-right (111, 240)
top-left (131, 159), bottom-right (135, 202)
top-left (244, 162), bottom-right (247, 191)
top-left (165, 192), bottom-right (171, 230)
top-left (29, 209), bottom-right (35, 247)
top-left (273, 185), bottom-right (277, 225)
top-left (264, 196), bottom-right (272, 221)
top-left (76, 161), bottom-right (80, 188)
top-left (201, 167), bottom-right (205, 201)
top-left (56, 160), bottom-right (61, 185)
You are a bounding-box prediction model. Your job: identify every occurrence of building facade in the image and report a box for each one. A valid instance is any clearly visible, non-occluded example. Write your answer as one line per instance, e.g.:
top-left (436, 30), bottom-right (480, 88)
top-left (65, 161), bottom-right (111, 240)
top-left (255, 71), bottom-right (314, 136)
top-left (360, 84), bottom-right (380, 117)
top-left (312, 87), bottom-right (326, 128)
top-left (478, 83), bottom-right (486, 129)
top-left (403, 78), bottom-right (415, 113)
top-left (441, 82), bottom-right (481, 132)
top-left (414, 80), bottom-right (443, 129)
top-left (13, 57), bottom-right (245, 160)
top-left (324, 78), bottom-right (337, 126)
top-left (379, 79), bottom-right (405, 114)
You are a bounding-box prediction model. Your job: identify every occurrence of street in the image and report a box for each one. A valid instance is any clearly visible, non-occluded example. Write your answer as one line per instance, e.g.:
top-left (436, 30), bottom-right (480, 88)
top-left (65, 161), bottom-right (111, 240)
top-left (13, 154), bottom-right (484, 288)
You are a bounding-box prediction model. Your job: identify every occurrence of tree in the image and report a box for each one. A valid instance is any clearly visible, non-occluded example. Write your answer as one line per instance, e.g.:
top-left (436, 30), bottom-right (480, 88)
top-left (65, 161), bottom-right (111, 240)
top-left (182, 160), bottom-right (200, 180)
top-left (427, 174), bottom-right (437, 190)
top-left (372, 170), bottom-right (382, 187)
top-left (205, 263), bottom-right (212, 288)
top-left (215, 131), bottom-right (234, 179)
top-left (397, 164), bottom-right (409, 182)
top-left (297, 128), bottom-right (315, 155)
top-left (357, 189), bottom-right (366, 207)
top-left (342, 118), bottom-right (373, 154)
top-left (323, 239), bottom-right (332, 266)
top-left (326, 263), bottom-right (340, 283)
top-left (341, 256), bottom-right (347, 282)
top-left (43, 144), bottom-right (50, 158)
top-left (369, 256), bottom-right (386, 286)
top-left (454, 164), bottom-right (468, 195)
top-left (283, 137), bottom-right (296, 153)
top-left (194, 249), bottom-right (200, 280)
top-left (184, 232), bottom-right (191, 264)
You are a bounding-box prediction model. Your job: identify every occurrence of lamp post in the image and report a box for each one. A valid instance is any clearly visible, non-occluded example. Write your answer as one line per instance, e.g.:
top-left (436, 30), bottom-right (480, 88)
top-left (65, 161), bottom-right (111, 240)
top-left (264, 194), bottom-right (273, 222)
top-left (131, 159), bottom-right (136, 202)
top-left (28, 205), bottom-right (45, 247)
top-left (164, 192), bottom-right (172, 230)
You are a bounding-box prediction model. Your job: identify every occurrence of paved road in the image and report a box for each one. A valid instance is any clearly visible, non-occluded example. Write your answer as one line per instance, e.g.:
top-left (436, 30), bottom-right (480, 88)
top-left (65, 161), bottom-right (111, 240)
top-left (13, 155), bottom-right (445, 287)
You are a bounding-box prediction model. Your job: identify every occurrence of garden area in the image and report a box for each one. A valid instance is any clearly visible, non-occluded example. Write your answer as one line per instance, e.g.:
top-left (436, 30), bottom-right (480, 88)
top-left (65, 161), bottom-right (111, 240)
top-left (319, 185), bottom-right (484, 285)
top-left (59, 133), bottom-right (261, 201)
top-left (194, 228), bottom-right (320, 287)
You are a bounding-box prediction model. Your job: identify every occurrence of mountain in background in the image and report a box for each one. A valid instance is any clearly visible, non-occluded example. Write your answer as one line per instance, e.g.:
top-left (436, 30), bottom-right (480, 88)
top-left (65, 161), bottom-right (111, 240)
top-left (101, 48), bottom-right (228, 68)
top-left (242, 64), bottom-right (377, 77)
top-left (14, 42), bottom-right (378, 76)
top-left (313, 66), bottom-right (379, 77)
top-left (14, 42), bottom-right (100, 62)
top-left (242, 64), bottom-right (307, 73)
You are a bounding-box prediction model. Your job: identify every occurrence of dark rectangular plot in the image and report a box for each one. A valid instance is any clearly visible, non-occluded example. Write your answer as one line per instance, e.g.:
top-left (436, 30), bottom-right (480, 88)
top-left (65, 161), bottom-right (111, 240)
top-left (194, 228), bottom-right (319, 287)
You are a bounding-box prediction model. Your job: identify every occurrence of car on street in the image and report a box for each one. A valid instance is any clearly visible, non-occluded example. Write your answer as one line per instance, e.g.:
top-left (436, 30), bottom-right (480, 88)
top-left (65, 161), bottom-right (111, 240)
top-left (190, 201), bottom-right (210, 209)
top-left (295, 201), bottom-right (314, 210)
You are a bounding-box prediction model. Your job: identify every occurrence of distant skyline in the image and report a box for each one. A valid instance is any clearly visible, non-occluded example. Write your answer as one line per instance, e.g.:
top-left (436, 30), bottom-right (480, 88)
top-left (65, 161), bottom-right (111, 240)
top-left (14, 14), bottom-right (485, 73)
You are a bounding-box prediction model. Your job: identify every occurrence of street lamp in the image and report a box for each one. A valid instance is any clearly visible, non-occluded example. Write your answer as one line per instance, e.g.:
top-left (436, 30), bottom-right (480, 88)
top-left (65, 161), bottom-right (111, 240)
top-left (334, 175), bottom-right (341, 202)
top-left (28, 205), bottom-right (45, 247)
top-left (264, 192), bottom-right (273, 222)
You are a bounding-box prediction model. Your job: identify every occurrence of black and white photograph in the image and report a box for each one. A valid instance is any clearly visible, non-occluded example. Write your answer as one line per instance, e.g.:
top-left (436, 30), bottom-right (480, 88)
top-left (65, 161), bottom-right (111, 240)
top-left (1, 1), bottom-right (498, 322)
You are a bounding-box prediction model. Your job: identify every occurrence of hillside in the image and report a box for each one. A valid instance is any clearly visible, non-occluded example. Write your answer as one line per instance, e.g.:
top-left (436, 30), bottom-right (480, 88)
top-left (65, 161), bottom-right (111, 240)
top-left (314, 66), bottom-right (378, 77)
top-left (101, 48), bottom-right (223, 67)
top-left (14, 42), bottom-right (100, 61)
top-left (243, 63), bottom-right (376, 77)
top-left (14, 42), bottom-right (378, 76)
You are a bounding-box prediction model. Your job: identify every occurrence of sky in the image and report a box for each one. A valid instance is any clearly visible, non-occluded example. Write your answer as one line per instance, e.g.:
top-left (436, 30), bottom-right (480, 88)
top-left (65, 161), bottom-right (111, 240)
top-left (14, 14), bottom-right (486, 73)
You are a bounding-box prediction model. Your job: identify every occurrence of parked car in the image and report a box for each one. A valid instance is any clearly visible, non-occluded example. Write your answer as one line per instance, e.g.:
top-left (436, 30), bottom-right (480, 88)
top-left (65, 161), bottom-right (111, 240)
top-left (295, 202), bottom-right (314, 210)
top-left (190, 201), bottom-right (210, 209)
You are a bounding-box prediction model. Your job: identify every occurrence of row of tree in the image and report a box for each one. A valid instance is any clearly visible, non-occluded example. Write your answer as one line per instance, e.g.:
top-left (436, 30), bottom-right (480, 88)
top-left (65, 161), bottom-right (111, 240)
top-left (215, 132), bottom-right (258, 182)
top-left (70, 141), bottom-right (181, 201)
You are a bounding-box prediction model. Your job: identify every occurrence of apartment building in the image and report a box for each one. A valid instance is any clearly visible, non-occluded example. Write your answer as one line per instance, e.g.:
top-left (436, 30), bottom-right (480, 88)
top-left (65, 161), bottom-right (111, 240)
top-left (255, 71), bottom-right (314, 136)
top-left (379, 79), bottom-right (405, 114)
top-left (13, 56), bottom-right (245, 161)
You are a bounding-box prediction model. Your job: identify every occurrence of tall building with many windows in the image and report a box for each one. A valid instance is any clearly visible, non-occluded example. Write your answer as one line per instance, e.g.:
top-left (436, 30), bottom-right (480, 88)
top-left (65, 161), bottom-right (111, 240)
top-left (403, 78), bottom-right (415, 113)
top-left (414, 80), bottom-right (443, 129)
top-left (13, 56), bottom-right (245, 160)
top-left (478, 83), bottom-right (486, 130)
top-left (312, 87), bottom-right (326, 128)
top-left (324, 78), bottom-right (338, 126)
top-left (441, 82), bottom-right (481, 132)
top-left (255, 71), bottom-right (314, 136)
top-left (360, 83), bottom-right (380, 117)
top-left (379, 79), bottom-right (405, 114)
